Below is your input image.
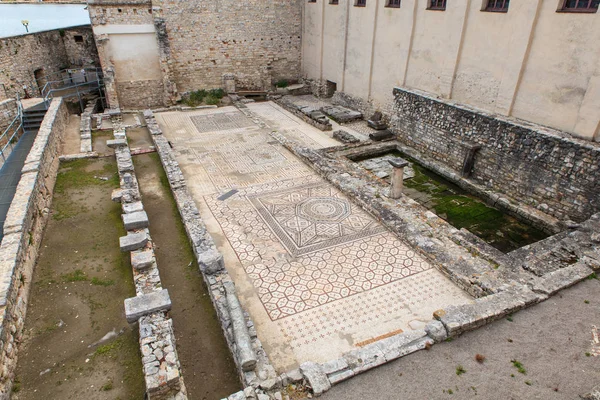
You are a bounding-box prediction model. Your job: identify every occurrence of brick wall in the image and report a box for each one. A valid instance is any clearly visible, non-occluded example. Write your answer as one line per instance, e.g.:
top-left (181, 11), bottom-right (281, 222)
top-left (0, 26), bottom-right (99, 101)
top-left (390, 87), bottom-right (600, 222)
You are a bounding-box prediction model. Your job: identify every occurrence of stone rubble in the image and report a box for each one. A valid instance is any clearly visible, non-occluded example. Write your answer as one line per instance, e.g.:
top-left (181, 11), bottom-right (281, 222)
top-left (274, 97), bottom-right (332, 131)
top-left (321, 105), bottom-right (362, 123)
top-left (332, 130), bottom-right (360, 144)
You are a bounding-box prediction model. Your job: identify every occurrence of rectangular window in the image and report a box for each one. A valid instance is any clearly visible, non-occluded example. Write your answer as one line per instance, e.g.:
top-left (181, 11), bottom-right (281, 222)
top-left (559, 0), bottom-right (599, 12)
top-left (386, 0), bottom-right (401, 7)
top-left (330, 0), bottom-right (339, 3)
top-left (428, 0), bottom-right (446, 10)
top-left (308, 0), bottom-right (316, 3)
top-left (74, 35), bottom-right (84, 43)
top-left (485, 0), bottom-right (509, 12)
top-left (355, 0), bottom-right (367, 6)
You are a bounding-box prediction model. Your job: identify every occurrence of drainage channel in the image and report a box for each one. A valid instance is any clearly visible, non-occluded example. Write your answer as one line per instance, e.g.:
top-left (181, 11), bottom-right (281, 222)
top-left (131, 151), bottom-right (241, 399)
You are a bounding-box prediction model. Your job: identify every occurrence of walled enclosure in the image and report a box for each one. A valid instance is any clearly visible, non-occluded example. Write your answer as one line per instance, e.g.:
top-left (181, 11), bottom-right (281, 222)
top-left (0, 98), bottom-right (67, 397)
top-left (302, 0), bottom-right (600, 142)
top-left (0, 26), bottom-right (99, 101)
top-left (87, 0), bottom-right (303, 109)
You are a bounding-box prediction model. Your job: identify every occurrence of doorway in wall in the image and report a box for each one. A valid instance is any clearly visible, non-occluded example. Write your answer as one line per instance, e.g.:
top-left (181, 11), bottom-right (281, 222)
top-left (34, 68), bottom-right (46, 96)
top-left (326, 80), bottom-right (337, 98)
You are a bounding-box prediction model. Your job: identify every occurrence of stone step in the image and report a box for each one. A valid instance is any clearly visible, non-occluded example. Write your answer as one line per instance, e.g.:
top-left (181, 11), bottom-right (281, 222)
top-left (122, 210), bottom-right (149, 230)
top-left (120, 231), bottom-right (148, 252)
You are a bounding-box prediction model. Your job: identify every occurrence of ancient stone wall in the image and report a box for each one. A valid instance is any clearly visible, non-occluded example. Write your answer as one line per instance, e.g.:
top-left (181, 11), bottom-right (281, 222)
top-left (0, 26), bottom-right (99, 101)
top-left (0, 98), bottom-right (68, 396)
top-left (152, 0), bottom-right (303, 93)
top-left (0, 100), bottom-right (18, 134)
top-left (390, 87), bottom-right (600, 222)
top-left (116, 80), bottom-right (164, 110)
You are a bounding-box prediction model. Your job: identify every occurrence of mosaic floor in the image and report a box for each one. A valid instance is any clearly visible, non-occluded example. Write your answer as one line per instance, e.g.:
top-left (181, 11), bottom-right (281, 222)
top-left (155, 101), bottom-right (472, 368)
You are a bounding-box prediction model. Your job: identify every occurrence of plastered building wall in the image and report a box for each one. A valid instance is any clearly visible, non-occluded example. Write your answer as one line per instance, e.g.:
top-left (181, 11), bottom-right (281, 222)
top-left (303, 0), bottom-right (600, 141)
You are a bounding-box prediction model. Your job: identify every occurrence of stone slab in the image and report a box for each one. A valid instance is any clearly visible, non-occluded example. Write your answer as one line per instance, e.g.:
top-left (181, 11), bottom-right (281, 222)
top-left (124, 289), bottom-right (172, 323)
top-left (300, 362), bottom-right (330, 396)
top-left (119, 231), bottom-right (148, 252)
top-left (122, 201), bottom-right (144, 214)
top-left (122, 210), bottom-right (149, 230)
top-left (131, 249), bottom-right (154, 270)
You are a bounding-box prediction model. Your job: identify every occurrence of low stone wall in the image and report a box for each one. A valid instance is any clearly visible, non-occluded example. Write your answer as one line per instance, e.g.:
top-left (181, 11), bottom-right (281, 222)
top-left (273, 98), bottom-right (332, 131)
top-left (80, 98), bottom-right (99, 153)
top-left (390, 87), bottom-right (600, 222)
top-left (0, 98), bottom-right (67, 397)
top-left (108, 115), bottom-right (187, 399)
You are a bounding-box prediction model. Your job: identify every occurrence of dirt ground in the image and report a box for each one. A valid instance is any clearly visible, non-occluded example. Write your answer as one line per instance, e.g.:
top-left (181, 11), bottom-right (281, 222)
top-left (13, 158), bottom-right (144, 400)
top-left (323, 278), bottom-right (600, 400)
top-left (133, 151), bottom-right (241, 400)
top-left (60, 114), bottom-right (81, 156)
top-left (91, 130), bottom-right (112, 157)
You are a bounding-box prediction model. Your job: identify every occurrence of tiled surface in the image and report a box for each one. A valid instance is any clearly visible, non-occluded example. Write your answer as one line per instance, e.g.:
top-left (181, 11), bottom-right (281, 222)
top-left (155, 102), bottom-right (472, 367)
top-left (206, 180), bottom-right (430, 320)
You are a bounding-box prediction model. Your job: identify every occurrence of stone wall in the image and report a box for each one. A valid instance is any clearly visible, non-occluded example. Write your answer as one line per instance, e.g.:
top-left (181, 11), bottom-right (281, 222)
top-left (153, 0), bottom-right (303, 93)
top-left (0, 26), bottom-right (99, 101)
top-left (116, 80), bottom-right (164, 110)
top-left (390, 87), bottom-right (600, 222)
top-left (0, 98), bottom-right (67, 397)
top-left (0, 100), bottom-right (18, 134)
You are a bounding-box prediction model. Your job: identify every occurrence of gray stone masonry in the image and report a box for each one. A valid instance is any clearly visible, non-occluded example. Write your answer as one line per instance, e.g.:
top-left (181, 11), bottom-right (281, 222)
top-left (224, 282), bottom-right (258, 372)
top-left (321, 105), bottom-right (362, 123)
top-left (332, 130), bottom-right (360, 144)
top-left (107, 138), bottom-right (127, 148)
top-left (132, 249), bottom-right (155, 271)
top-left (391, 87), bottom-right (600, 222)
top-left (80, 98), bottom-right (99, 153)
top-left (125, 289), bottom-right (172, 323)
top-left (122, 201), bottom-right (144, 214)
top-left (0, 98), bottom-right (67, 396)
top-left (274, 97), bottom-right (332, 131)
top-left (119, 231), bottom-right (149, 252)
top-left (122, 210), bottom-right (149, 230)
top-left (110, 112), bottom-right (187, 399)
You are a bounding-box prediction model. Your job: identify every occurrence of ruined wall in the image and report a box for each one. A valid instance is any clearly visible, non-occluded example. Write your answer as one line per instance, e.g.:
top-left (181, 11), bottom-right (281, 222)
top-left (0, 98), bottom-right (68, 396)
top-left (0, 100), bottom-right (18, 134)
top-left (391, 87), bottom-right (600, 222)
top-left (88, 0), bottom-right (168, 109)
top-left (303, 0), bottom-right (600, 141)
top-left (0, 26), bottom-right (99, 101)
top-left (153, 0), bottom-right (303, 93)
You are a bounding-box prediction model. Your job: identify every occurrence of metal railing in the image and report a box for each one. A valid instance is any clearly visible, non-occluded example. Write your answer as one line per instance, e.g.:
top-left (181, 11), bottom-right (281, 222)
top-left (0, 94), bottom-right (24, 167)
top-left (41, 67), bottom-right (105, 112)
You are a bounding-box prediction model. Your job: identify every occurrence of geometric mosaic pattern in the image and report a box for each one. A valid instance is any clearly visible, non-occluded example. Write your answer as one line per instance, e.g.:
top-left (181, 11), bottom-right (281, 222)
top-left (276, 269), bottom-right (463, 349)
top-left (248, 183), bottom-right (386, 256)
top-left (191, 111), bottom-right (255, 133)
top-left (206, 179), bottom-right (431, 320)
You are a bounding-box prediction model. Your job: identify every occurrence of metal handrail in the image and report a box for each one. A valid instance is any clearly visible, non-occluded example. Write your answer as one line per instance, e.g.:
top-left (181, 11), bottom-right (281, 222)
top-left (0, 95), bottom-right (24, 164)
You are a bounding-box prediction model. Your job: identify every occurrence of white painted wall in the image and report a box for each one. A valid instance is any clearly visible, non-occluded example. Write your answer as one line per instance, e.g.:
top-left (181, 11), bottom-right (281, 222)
top-left (302, 0), bottom-right (600, 141)
top-left (106, 32), bottom-right (162, 82)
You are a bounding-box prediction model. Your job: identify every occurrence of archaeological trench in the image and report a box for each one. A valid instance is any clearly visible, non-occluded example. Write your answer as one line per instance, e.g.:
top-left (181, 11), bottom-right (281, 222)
top-left (0, 87), bottom-right (596, 400)
top-left (0, 6), bottom-right (599, 396)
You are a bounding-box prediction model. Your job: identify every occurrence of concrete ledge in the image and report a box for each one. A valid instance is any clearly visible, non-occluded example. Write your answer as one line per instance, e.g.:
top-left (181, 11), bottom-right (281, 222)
top-left (119, 231), bottom-right (148, 252)
top-left (124, 289), bottom-right (172, 323)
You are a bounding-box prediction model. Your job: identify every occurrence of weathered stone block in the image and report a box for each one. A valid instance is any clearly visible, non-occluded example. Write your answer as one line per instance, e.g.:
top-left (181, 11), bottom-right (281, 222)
top-left (131, 249), bottom-right (154, 270)
top-left (119, 231), bottom-right (148, 252)
top-left (300, 362), bottom-right (330, 396)
top-left (122, 211), bottom-right (149, 230)
top-left (124, 289), bottom-right (171, 323)
top-left (425, 320), bottom-right (447, 343)
top-left (107, 138), bottom-right (127, 148)
top-left (122, 201), bottom-right (144, 214)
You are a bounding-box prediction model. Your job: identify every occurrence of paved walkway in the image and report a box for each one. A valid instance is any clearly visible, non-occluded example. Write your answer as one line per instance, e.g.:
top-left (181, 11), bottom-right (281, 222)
top-left (155, 103), bottom-right (472, 371)
top-left (0, 129), bottom-right (37, 243)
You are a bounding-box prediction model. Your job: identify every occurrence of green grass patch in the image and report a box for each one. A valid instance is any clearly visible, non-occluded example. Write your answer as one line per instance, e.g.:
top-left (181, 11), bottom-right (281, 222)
top-left (455, 365), bottom-right (466, 376)
top-left (62, 269), bottom-right (87, 282)
top-left (511, 359), bottom-right (527, 375)
top-left (91, 277), bottom-right (115, 286)
top-left (276, 79), bottom-right (289, 88)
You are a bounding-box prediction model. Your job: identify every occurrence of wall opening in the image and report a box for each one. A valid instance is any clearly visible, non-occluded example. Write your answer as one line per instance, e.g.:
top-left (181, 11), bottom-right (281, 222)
top-left (34, 68), bottom-right (46, 95)
top-left (326, 80), bottom-right (337, 97)
top-left (74, 35), bottom-right (84, 43)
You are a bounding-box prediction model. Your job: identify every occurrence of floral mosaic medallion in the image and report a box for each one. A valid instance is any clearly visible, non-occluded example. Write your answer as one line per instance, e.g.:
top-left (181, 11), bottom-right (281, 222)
top-left (248, 183), bottom-right (386, 257)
